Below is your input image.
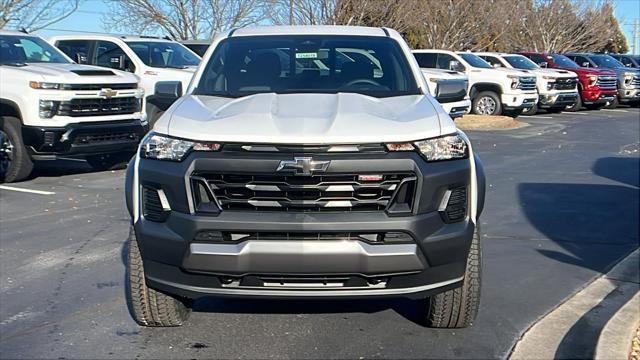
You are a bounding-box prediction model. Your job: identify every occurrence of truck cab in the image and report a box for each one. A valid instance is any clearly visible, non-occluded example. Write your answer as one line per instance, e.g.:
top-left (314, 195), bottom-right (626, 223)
top-left (564, 53), bottom-right (640, 106)
top-left (476, 52), bottom-right (578, 114)
top-left (519, 52), bottom-right (618, 111)
top-left (49, 35), bottom-right (201, 125)
top-left (412, 51), bottom-right (471, 119)
top-left (412, 50), bottom-right (538, 117)
top-left (610, 54), bottom-right (640, 69)
top-left (0, 31), bottom-right (145, 182)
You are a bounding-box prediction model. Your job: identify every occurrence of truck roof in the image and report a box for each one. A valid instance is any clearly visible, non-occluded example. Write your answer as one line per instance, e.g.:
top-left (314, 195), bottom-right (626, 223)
top-left (230, 25), bottom-right (390, 37)
top-left (49, 34), bottom-right (176, 42)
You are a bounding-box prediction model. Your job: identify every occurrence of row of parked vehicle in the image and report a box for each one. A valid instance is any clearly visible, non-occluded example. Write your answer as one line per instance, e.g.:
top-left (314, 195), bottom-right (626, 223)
top-left (1, 29), bottom-right (639, 183)
top-left (410, 50), bottom-right (639, 119)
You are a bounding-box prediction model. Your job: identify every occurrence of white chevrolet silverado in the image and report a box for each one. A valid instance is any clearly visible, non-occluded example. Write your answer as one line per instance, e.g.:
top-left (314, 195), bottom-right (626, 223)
top-left (50, 35), bottom-right (201, 126)
top-left (124, 25), bottom-right (486, 328)
top-left (0, 31), bottom-right (145, 182)
top-left (476, 52), bottom-right (579, 115)
top-left (413, 50), bottom-right (538, 117)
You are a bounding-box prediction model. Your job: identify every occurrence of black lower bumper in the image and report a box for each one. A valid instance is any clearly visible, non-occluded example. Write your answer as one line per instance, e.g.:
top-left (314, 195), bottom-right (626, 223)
top-left (130, 150), bottom-right (484, 300)
top-left (22, 119), bottom-right (146, 160)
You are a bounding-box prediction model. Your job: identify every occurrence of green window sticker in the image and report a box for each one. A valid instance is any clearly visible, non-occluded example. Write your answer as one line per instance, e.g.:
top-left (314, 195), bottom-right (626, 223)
top-left (296, 52), bottom-right (317, 59)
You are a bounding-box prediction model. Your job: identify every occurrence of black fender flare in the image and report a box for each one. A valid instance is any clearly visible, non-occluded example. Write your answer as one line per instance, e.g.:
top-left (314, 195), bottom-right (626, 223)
top-left (125, 157), bottom-right (135, 219)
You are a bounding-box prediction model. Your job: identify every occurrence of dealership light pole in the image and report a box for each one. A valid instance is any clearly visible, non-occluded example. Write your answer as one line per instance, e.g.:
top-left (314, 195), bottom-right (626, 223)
top-left (625, 19), bottom-right (639, 55)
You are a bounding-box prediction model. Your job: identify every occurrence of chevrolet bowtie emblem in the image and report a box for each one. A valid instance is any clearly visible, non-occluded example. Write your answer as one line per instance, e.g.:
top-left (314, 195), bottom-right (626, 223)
top-left (276, 157), bottom-right (330, 176)
top-left (99, 88), bottom-right (117, 98)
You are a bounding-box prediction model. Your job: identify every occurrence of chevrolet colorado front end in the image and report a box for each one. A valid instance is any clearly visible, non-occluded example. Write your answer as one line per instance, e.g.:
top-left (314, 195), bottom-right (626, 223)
top-left (124, 26), bottom-right (485, 328)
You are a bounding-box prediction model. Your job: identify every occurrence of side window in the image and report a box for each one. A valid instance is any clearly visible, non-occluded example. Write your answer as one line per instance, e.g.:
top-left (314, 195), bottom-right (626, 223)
top-left (413, 53), bottom-right (436, 68)
top-left (19, 39), bottom-right (51, 62)
top-left (526, 54), bottom-right (546, 64)
top-left (574, 56), bottom-right (590, 67)
top-left (618, 56), bottom-right (633, 67)
top-left (481, 56), bottom-right (503, 68)
top-left (436, 53), bottom-right (461, 71)
top-left (93, 41), bottom-right (135, 72)
top-left (56, 40), bottom-right (90, 64)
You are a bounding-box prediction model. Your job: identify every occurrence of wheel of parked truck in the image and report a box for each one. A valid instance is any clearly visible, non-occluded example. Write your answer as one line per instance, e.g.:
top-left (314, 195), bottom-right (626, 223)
top-left (0, 116), bottom-right (33, 183)
top-left (565, 95), bottom-right (583, 112)
top-left (126, 225), bottom-right (190, 327)
top-left (425, 225), bottom-right (481, 328)
top-left (585, 103), bottom-right (606, 111)
top-left (546, 108), bottom-right (564, 114)
top-left (603, 97), bottom-right (619, 109)
top-left (472, 91), bottom-right (502, 116)
top-left (522, 104), bottom-right (538, 116)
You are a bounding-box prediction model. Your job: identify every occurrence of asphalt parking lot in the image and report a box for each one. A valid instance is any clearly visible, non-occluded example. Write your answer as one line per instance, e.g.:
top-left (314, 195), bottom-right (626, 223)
top-left (1, 108), bottom-right (639, 359)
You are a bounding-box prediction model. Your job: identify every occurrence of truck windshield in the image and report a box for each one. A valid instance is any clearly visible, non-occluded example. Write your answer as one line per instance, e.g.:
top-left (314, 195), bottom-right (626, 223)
top-left (457, 53), bottom-right (492, 69)
top-left (551, 54), bottom-right (580, 69)
top-left (0, 35), bottom-right (71, 65)
top-left (194, 35), bottom-right (420, 98)
top-left (503, 55), bottom-right (539, 70)
top-left (589, 54), bottom-right (623, 68)
top-left (126, 41), bottom-right (200, 69)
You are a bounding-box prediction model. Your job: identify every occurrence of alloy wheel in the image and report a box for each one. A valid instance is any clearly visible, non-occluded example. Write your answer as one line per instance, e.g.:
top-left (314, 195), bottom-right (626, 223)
top-left (476, 96), bottom-right (497, 115)
top-left (0, 130), bottom-right (14, 177)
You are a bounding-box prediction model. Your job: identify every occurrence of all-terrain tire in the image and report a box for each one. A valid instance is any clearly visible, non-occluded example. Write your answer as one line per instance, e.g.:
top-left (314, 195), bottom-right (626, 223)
top-left (472, 91), bottom-right (502, 116)
top-left (0, 116), bottom-right (33, 183)
top-left (425, 226), bottom-right (481, 328)
top-left (126, 226), bottom-right (190, 327)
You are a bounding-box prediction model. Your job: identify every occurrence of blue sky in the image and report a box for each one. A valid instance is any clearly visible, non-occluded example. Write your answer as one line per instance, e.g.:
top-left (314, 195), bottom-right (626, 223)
top-left (31, 0), bottom-right (640, 54)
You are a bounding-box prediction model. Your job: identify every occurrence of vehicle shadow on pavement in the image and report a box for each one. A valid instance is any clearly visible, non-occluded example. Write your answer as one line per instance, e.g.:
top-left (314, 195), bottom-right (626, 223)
top-left (29, 159), bottom-right (93, 178)
top-left (190, 297), bottom-right (428, 326)
top-left (518, 156), bottom-right (639, 358)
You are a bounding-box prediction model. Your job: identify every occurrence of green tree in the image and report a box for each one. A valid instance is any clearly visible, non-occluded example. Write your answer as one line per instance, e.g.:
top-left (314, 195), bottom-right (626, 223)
top-left (600, 2), bottom-right (628, 53)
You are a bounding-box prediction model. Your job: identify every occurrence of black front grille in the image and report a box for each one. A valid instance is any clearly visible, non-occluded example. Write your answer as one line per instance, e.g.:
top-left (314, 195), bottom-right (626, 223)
top-left (553, 78), bottom-right (577, 90)
top-left (192, 172), bottom-right (415, 212)
top-left (442, 186), bottom-right (467, 223)
top-left (193, 230), bottom-right (413, 244)
top-left (517, 77), bottom-right (537, 91)
top-left (57, 97), bottom-right (139, 117)
top-left (73, 131), bottom-right (139, 145)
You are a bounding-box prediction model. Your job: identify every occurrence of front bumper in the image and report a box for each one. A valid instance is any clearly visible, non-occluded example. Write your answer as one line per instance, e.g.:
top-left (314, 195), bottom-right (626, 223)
top-left (581, 88), bottom-right (617, 104)
top-left (501, 92), bottom-right (539, 110)
top-left (22, 119), bottom-right (146, 160)
top-left (538, 92), bottom-right (579, 109)
top-left (442, 99), bottom-right (471, 119)
top-left (618, 87), bottom-right (640, 102)
top-left (131, 150), bottom-right (484, 300)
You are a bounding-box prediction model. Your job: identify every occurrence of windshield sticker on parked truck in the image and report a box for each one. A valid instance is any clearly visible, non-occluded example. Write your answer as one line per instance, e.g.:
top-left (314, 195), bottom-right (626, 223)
top-left (295, 52), bottom-right (318, 59)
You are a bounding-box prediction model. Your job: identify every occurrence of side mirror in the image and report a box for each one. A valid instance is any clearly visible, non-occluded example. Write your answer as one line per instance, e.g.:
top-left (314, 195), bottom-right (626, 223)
top-left (75, 52), bottom-right (87, 64)
top-left (581, 61), bottom-right (590, 68)
top-left (449, 60), bottom-right (463, 72)
top-left (538, 61), bottom-right (548, 68)
top-left (155, 81), bottom-right (182, 100)
top-left (435, 79), bottom-right (467, 103)
top-left (109, 55), bottom-right (126, 70)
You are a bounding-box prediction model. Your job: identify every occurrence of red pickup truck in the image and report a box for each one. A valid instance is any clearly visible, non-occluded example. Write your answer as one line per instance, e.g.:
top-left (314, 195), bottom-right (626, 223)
top-left (519, 52), bottom-right (617, 111)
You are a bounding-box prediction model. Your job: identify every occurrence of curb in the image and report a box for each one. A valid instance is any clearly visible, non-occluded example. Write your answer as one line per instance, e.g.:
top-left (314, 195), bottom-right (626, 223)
top-left (510, 249), bottom-right (640, 360)
top-left (595, 249), bottom-right (640, 360)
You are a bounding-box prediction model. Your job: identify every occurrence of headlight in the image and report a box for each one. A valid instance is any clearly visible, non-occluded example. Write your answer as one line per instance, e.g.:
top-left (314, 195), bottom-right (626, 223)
top-left (29, 82), bottom-right (63, 90)
top-left (507, 75), bottom-right (519, 89)
top-left (623, 72), bottom-right (634, 86)
top-left (140, 132), bottom-right (221, 161)
top-left (386, 133), bottom-right (468, 161)
top-left (39, 100), bottom-right (58, 118)
top-left (546, 82), bottom-right (554, 91)
top-left (587, 75), bottom-right (597, 86)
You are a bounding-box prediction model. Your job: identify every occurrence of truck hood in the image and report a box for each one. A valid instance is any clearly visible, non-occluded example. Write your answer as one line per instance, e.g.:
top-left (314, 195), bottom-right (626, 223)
top-left (557, 66), bottom-right (616, 77)
top-left (161, 93), bottom-right (447, 144)
top-left (472, 67), bottom-right (532, 77)
top-left (532, 68), bottom-right (577, 79)
top-left (16, 63), bottom-right (139, 84)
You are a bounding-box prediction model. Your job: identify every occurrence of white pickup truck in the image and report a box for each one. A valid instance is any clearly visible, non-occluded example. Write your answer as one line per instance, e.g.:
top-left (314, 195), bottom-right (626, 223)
top-left (414, 62), bottom-right (471, 119)
top-left (0, 30), bottom-right (145, 182)
top-left (413, 50), bottom-right (538, 117)
top-left (476, 52), bottom-right (578, 115)
top-left (50, 35), bottom-right (201, 126)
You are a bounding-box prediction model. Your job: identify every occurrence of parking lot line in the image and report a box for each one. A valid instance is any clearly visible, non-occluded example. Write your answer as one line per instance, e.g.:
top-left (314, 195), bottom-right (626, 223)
top-left (0, 185), bottom-right (55, 195)
top-left (601, 109), bottom-right (629, 113)
top-left (526, 116), bottom-right (554, 119)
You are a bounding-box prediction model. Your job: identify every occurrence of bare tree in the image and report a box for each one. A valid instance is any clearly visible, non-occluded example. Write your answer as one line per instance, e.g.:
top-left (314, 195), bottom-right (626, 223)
top-left (0, 0), bottom-right (80, 31)
top-left (104, 0), bottom-right (271, 40)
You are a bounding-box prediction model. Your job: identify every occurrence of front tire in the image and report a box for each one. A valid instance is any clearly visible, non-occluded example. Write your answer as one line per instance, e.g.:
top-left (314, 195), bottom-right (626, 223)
top-left (522, 104), bottom-right (538, 116)
top-left (565, 95), bottom-right (583, 112)
top-left (603, 97), bottom-right (619, 109)
top-left (472, 91), bottom-right (502, 116)
top-left (0, 116), bottom-right (33, 183)
top-left (425, 226), bottom-right (481, 328)
top-left (126, 226), bottom-right (190, 327)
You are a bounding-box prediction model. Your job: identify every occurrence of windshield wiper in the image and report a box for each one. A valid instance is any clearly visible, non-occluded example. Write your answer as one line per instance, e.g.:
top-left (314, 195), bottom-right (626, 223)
top-left (0, 62), bottom-right (27, 67)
